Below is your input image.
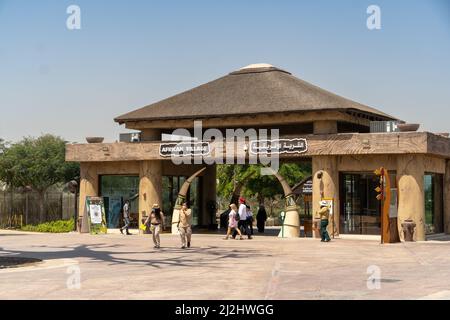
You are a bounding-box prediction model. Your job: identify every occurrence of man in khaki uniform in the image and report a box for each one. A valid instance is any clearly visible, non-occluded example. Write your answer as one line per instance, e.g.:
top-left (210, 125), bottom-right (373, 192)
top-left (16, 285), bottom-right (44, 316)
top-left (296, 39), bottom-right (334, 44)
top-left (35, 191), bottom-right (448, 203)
top-left (316, 200), bottom-right (331, 242)
top-left (178, 202), bottom-right (192, 249)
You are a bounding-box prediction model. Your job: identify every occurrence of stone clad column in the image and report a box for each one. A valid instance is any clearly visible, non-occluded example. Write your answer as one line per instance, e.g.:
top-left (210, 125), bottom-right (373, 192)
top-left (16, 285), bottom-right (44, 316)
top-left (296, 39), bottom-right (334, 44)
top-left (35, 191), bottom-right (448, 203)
top-left (397, 155), bottom-right (425, 241)
top-left (201, 164), bottom-right (217, 226)
top-left (444, 160), bottom-right (450, 234)
top-left (78, 163), bottom-right (98, 232)
top-left (139, 160), bottom-right (163, 233)
top-left (312, 156), bottom-right (340, 238)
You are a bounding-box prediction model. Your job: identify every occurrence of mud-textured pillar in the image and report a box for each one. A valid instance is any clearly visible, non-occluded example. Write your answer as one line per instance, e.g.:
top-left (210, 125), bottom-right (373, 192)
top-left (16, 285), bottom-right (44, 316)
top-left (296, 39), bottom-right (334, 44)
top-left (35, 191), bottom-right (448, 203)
top-left (312, 156), bottom-right (339, 238)
top-left (397, 155), bottom-right (425, 241)
top-left (201, 164), bottom-right (217, 226)
top-left (139, 160), bottom-right (163, 234)
top-left (78, 163), bottom-right (98, 232)
top-left (313, 121), bottom-right (338, 134)
top-left (444, 160), bottom-right (450, 234)
top-left (140, 129), bottom-right (161, 141)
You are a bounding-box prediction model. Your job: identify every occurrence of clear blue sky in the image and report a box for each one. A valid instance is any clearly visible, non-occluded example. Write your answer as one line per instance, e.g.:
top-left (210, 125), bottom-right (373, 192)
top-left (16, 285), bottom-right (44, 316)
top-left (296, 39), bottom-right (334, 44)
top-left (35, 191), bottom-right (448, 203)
top-left (0, 0), bottom-right (449, 143)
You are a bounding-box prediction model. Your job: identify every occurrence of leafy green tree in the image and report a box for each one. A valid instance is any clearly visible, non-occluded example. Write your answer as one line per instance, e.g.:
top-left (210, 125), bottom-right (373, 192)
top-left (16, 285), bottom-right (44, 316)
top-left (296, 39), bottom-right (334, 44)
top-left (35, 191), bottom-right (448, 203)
top-left (217, 162), bottom-right (311, 206)
top-left (0, 134), bottom-right (79, 222)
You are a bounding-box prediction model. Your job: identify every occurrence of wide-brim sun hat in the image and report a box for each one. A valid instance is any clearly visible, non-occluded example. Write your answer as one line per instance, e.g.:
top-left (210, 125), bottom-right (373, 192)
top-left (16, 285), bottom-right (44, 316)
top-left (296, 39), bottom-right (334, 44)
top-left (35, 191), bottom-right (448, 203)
top-left (320, 200), bottom-right (328, 207)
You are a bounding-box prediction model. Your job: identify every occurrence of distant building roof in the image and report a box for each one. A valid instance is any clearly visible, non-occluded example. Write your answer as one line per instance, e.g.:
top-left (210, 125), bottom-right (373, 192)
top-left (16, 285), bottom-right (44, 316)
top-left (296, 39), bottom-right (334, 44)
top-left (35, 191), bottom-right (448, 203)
top-left (115, 63), bottom-right (395, 124)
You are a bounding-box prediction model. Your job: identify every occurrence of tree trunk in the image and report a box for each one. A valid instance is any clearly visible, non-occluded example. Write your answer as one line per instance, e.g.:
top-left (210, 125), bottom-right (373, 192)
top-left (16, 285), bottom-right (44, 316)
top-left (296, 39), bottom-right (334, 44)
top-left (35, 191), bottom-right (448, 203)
top-left (38, 191), bottom-right (46, 223)
top-left (257, 194), bottom-right (265, 206)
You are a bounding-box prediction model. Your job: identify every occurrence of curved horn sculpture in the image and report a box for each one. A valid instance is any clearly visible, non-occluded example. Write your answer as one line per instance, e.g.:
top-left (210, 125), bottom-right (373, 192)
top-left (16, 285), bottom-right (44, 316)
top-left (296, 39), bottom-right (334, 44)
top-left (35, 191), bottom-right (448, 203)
top-left (171, 167), bottom-right (207, 234)
top-left (230, 170), bottom-right (256, 204)
top-left (178, 167), bottom-right (207, 199)
top-left (265, 167), bottom-right (293, 197)
top-left (266, 167), bottom-right (300, 238)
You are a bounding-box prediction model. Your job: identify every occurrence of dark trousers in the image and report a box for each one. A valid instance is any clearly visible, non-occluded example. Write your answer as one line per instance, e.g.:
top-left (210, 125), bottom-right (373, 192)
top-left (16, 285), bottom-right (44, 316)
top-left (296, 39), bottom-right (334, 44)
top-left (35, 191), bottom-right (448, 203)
top-left (232, 220), bottom-right (251, 238)
top-left (320, 219), bottom-right (330, 241)
top-left (247, 218), bottom-right (254, 235)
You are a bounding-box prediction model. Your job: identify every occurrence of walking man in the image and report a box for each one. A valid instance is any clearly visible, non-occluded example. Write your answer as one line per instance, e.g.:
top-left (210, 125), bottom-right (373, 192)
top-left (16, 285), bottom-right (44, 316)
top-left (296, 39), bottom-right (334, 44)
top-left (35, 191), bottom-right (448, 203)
top-left (316, 200), bottom-right (331, 242)
top-left (234, 197), bottom-right (252, 239)
top-left (120, 200), bottom-right (131, 235)
top-left (178, 202), bottom-right (192, 249)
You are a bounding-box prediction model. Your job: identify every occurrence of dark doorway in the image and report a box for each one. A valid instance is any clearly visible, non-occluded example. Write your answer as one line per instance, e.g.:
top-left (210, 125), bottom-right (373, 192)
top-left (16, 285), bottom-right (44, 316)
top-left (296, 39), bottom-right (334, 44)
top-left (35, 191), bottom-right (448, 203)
top-left (340, 173), bottom-right (382, 235)
top-left (424, 173), bottom-right (444, 234)
top-left (99, 175), bottom-right (139, 229)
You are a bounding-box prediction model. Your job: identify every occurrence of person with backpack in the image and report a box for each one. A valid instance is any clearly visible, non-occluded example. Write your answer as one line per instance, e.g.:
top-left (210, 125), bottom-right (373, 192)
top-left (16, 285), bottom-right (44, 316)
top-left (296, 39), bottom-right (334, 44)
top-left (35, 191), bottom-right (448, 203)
top-left (246, 204), bottom-right (254, 236)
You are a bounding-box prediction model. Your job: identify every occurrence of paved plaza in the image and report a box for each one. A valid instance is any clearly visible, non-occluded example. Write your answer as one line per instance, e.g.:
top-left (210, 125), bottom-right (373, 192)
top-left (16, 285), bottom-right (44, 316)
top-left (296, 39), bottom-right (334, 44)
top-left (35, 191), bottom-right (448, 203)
top-left (1, 229), bottom-right (450, 300)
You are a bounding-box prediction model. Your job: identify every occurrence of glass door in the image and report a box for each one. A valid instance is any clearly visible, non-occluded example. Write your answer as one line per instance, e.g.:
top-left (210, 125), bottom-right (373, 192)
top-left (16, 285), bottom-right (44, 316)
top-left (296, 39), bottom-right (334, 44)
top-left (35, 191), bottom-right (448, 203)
top-left (99, 175), bottom-right (139, 228)
top-left (424, 173), bottom-right (444, 234)
top-left (340, 173), bottom-right (382, 235)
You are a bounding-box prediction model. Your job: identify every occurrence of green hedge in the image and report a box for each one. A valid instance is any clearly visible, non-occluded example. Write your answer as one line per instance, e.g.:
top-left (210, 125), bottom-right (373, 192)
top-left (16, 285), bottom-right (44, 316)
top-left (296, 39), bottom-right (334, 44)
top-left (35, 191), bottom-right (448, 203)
top-left (20, 220), bottom-right (74, 233)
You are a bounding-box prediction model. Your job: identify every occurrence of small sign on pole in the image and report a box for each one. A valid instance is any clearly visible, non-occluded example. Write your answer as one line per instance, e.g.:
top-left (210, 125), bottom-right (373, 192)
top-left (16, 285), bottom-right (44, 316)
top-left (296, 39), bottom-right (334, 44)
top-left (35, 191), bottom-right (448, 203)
top-left (85, 196), bottom-right (107, 235)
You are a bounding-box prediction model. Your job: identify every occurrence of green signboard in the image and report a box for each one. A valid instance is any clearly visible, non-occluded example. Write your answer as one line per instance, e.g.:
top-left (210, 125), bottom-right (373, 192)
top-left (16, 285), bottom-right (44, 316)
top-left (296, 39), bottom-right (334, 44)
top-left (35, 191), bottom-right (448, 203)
top-left (85, 196), bottom-right (107, 235)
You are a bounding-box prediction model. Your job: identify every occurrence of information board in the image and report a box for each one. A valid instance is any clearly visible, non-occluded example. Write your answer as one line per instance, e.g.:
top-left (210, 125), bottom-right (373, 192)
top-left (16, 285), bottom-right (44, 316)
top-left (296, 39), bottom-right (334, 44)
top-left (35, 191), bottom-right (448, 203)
top-left (85, 196), bottom-right (107, 235)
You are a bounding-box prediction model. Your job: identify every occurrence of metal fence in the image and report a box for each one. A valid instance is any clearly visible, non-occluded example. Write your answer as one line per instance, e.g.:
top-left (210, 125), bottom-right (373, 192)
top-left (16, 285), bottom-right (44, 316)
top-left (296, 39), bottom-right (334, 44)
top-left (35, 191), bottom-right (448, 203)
top-left (0, 190), bottom-right (77, 228)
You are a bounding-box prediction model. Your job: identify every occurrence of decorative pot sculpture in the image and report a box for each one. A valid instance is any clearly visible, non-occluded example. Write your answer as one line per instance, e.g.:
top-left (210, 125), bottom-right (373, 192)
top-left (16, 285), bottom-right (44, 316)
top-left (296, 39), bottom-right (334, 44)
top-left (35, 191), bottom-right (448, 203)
top-left (171, 167), bottom-right (206, 234)
top-left (397, 123), bottom-right (420, 132)
top-left (86, 137), bottom-right (104, 143)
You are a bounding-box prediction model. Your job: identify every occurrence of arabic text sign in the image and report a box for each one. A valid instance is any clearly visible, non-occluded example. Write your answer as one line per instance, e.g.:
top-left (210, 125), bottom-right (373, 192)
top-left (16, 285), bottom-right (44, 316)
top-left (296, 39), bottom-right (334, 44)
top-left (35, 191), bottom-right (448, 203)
top-left (250, 138), bottom-right (308, 155)
top-left (159, 142), bottom-right (211, 157)
top-left (302, 179), bottom-right (313, 194)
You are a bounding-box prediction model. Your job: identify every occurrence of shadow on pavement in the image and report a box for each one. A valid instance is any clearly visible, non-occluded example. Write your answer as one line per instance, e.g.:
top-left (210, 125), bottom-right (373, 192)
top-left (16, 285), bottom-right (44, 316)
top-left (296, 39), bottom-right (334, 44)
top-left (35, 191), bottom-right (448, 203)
top-left (0, 241), bottom-right (272, 269)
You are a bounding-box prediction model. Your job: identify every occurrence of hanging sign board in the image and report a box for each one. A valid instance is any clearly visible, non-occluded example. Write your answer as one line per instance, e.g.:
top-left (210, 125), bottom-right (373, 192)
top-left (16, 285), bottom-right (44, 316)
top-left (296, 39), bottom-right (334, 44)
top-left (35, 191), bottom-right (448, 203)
top-left (159, 142), bottom-right (210, 157)
top-left (302, 179), bottom-right (313, 195)
top-left (85, 196), bottom-right (107, 235)
top-left (250, 138), bottom-right (308, 155)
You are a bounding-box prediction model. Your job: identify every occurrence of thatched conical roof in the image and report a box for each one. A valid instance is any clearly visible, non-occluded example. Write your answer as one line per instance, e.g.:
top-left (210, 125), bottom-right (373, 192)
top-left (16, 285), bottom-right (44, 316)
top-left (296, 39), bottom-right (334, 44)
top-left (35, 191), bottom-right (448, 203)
top-left (115, 64), bottom-right (395, 123)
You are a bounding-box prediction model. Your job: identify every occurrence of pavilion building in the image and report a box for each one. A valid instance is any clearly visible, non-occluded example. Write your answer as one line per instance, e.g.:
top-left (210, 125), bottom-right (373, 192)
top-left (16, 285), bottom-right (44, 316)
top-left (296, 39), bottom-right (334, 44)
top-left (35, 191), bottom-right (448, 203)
top-left (66, 63), bottom-right (450, 240)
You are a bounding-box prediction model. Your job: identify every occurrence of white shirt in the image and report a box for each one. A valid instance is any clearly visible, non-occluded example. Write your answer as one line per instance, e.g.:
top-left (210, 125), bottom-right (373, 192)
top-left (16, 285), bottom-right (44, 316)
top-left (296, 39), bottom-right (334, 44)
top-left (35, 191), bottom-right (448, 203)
top-left (123, 203), bottom-right (130, 218)
top-left (238, 203), bottom-right (247, 220)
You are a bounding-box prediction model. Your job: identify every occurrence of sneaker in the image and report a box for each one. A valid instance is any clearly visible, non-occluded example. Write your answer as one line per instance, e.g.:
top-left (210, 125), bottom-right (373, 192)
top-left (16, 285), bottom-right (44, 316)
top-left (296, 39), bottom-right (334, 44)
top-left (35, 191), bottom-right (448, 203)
top-left (119, 229), bottom-right (123, 234)
top-left (181, 245), bottom-right (186, 249)
top-left (187, 242), bottom-right (191, 248)
top-left (223, 237), bottom-right (229, 240)
top-left (126, 232), bottom-right (132, 235)
top-left (248, 236), bottom-right (252, 240)
top-left (239, 236), bottom-right (244, 240)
